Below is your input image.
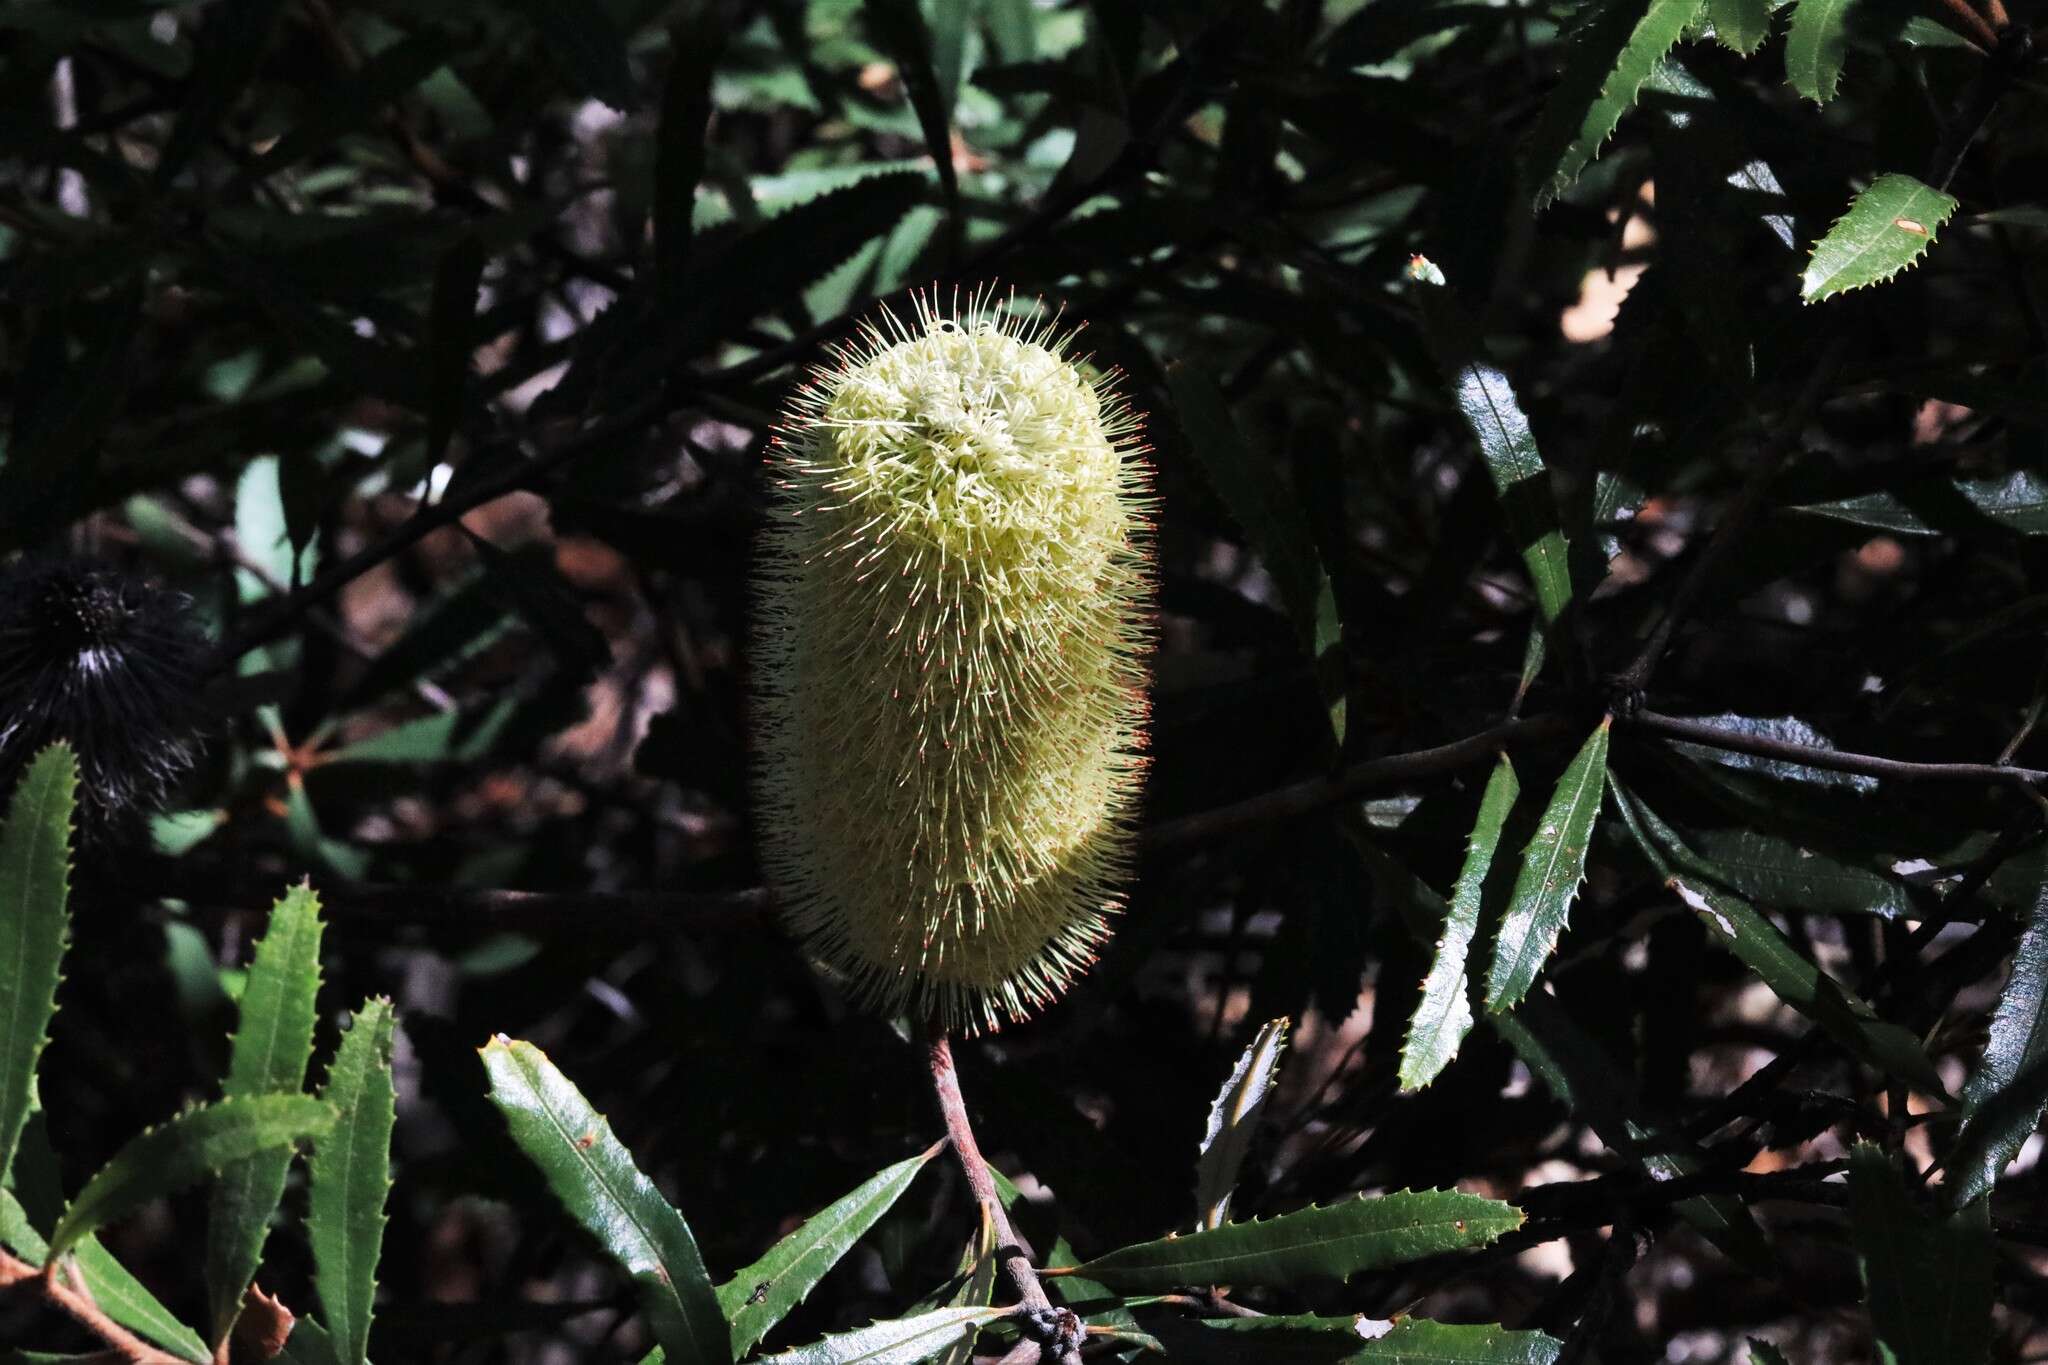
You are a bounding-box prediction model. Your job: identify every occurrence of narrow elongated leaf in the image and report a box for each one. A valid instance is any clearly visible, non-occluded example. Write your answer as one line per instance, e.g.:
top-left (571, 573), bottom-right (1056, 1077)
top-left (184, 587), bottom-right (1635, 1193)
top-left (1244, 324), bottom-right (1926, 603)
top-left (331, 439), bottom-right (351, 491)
top-left (656, 11), bottom-right (724, 302)
top-left (1072, 1190), bottom-right (1522, 1291)
top-left (1708, 0), bottom-right (1772, 53)
top-left (1680, 826), bottom-right (1913, 919)
top-left (1613, 787), bottom-right (1947, 1094)
top-left (1793, 469), bottom-right (2048, 536)
top-left (863, 0), bottom-right (962, 258)
top-left (1848, 1144), bottom-right (1992, 1365)
top-left (308, 1000), bottom-right (397, 1365)
top-left (713, 1144), bottom-right (943, 1357)
top-left (1949, 883), bottom-right (2048, 1205)
top-left (1196, 1018), bottom-right (1290, 1229)
top-left (1150, 1314), bottom-right (1563, 1364)
top-left (1402, 756), bottom-right (1518, 1090)
top-left (0, 745), bottom-right (75, 1186)
top-left (481, 1038), bottom-right (729, 1365)
top-left (759, 1307), bottom-right (1006, 1364)
top-left (1, 1189), bottom-right (211, 1362)
top-left (208, 883), bottom-right (326, 1339)
top-left (51, 1096), bottom-right (334, 1258)
top-left (1410, 265), bottom-right (1572, 628)
top-left (1785, 0), bottom-right (1857, 102)
top-left (426, 236), bottom-right (485, 464)
top-left (1168, 362), bottom-right (1345, 741)
top-left (1486, 721), bottom-right (1610, 1012)
top-left (1524, 0), bottom-right (1704, 207)
top-left (1801, 175), bottom-right (1957, 300)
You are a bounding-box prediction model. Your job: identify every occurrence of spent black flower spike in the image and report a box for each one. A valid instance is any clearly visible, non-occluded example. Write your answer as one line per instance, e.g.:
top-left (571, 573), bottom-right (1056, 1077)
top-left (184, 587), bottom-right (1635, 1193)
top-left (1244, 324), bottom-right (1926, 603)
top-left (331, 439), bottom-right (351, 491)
top-left (0, 559), bottom-right (209, 838)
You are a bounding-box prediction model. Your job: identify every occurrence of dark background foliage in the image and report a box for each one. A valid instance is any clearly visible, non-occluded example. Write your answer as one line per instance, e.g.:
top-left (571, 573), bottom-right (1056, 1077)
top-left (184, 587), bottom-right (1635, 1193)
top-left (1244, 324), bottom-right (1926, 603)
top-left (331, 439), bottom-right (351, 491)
top-left (3, 0), bottom-right (2048, 1360)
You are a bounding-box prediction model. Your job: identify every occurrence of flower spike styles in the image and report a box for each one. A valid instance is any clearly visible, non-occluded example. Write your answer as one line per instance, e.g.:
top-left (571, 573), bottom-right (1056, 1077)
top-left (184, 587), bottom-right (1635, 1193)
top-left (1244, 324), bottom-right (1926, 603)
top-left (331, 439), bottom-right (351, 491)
top-left (754, 287), bottom-right (1156, 1034)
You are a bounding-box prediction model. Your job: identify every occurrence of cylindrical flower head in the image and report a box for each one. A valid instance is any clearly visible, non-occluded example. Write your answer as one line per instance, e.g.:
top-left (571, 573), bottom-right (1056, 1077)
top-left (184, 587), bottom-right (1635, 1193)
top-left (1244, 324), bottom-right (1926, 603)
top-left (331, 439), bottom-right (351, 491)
top-left (754, 291), bottom-right (1154, 1033)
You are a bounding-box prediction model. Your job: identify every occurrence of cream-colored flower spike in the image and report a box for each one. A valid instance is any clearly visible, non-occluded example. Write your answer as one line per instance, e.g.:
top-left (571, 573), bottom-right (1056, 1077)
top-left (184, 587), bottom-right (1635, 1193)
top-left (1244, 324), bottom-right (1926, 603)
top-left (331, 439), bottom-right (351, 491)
top-left (753, 287), bottom-right (1155, 1033)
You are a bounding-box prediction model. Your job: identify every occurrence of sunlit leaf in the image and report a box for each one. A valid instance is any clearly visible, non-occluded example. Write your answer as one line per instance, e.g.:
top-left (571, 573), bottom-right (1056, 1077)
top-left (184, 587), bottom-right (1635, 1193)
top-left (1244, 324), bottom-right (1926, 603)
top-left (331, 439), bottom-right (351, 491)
top-left (1402, 756), bottom-right (1518, 1090)
top-left (1802, 174), bottom-right (1957, 300)
top-left (1195, 1018), bottom-right (1289, 1229)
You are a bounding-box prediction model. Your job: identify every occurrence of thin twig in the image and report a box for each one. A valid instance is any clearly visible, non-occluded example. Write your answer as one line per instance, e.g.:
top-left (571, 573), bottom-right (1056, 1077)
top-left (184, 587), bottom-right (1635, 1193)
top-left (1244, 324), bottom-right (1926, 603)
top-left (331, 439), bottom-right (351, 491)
top-left (925, 1030), bottom-right (1082, 1365)
top-left (0, 1250), bottom-right (182, 1364)
top-left (1932, 0), bottom-right (2003, 51)
top-left (1629, 709), bottom-right (2048, 789)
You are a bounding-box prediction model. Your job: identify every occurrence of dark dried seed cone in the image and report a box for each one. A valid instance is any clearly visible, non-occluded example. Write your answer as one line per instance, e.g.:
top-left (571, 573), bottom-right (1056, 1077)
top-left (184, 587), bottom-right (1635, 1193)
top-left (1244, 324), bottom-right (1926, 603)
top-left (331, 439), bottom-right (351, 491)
top-left (0, 559), bottom-right (209, 839)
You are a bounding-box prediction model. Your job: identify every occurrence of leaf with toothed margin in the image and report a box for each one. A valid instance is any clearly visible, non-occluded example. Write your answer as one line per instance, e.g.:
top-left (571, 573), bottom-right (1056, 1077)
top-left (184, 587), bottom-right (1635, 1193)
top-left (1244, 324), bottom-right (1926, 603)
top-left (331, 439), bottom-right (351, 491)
top-left (50, 1095), bottom-right (334, 1259)
top-left (1784, 0), bottom-right (1857, 102)
top-left (1802, 175), bottom-right (1957, 301)
top-left (712, 1143), bottom-right (944, 1358)
top-left (0, 744), bottom-right (76, 1189)
top-left (1749, 1342), bottom-right (1793, 1365)
top-left (1524, 0), bottom-right (1705, 209)
top-left (1148, 1313), bottom-right (1566, 1364)
top-left (1403, 755), bottom-right (1518, 1091)
top-left (308, 999), bottom-right (398, 1365)
top-left (1947, 883), bottom-right (2048, 1207)
top-left (756, 1307), bottom-right (1010, 1364)
top-left (208, 882), bottom-right (327, 1341)
top-left (481, 1037), bottom-right (729, 1365)
top-left (1070, 1190), bottom-right (1523, 1291)
top-left (1196, 1018), bottom-right (1290, 1230)
top-left (1486, 721), bottom-right (1610, 1013)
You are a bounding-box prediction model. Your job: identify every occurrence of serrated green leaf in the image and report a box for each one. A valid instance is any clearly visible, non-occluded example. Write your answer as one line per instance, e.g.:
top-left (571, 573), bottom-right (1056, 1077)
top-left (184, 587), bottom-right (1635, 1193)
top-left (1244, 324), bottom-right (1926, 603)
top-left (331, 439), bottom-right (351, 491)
top-left (1072, 1190), bottom-right (1521, 1292)
top-left (0, 745), bottom-right (75, 1188)
top-left (1784, 0), bottom-right (1857, 101)
top-left (2, 1188), bottom-right (211, 1362)
top-left (1402, 756), bottom-right (1518, 1090)
top-left (51, 1095), bottom-right (334, 1259)
top-left (1196, 1018), bottom-right (1289, 1230)
top-left (481, 1038), bottom-right (729, 1365)
top-left (1849, 1144), bottom-right (1991, 1365)
top-left (679, 171), bottom-right (929, 354)
top-left (1801, 174), bottom-right (1957, 300)
top-left (1948, 884), bottom-right (2048, 1205)
top-left (713, 1144), bottom-right (943, 1357)
top-left (1150, 1313), bottom-right (1564, 1364)
top-left (1708, 0), bottom-right (1772, 52)
top-left (1612, 786), bottom-right (1947, 1095)
top-left (308, 1000), bottom-right (397, 1365)
top-left (208, 882), bottom-right (326, 1340)
top-left (1749, 1343), bottom-right (1792, 1365)
top-left (1525, 0), bottom-right (1704, 208)
top-left (276, 1316), bottom-right (343, 1365)
top-left (1792, 469), bottom-right (2048, 536)
top-left (757, 1307), bottom-right (1007, 1364)
top-left (1410, 266), bottom-right (1571, 669)
top-left (1168, 361), bottom-right (1345, 742)
top-left (1486, 721), bottom-right (1610, 1012)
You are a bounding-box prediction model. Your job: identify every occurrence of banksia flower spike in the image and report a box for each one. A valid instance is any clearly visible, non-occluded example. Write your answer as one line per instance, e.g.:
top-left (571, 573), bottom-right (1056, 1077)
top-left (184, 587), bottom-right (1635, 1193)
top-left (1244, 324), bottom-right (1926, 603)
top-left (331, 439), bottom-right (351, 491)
top-left (754, 288), bottom-right (1156, 1034)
